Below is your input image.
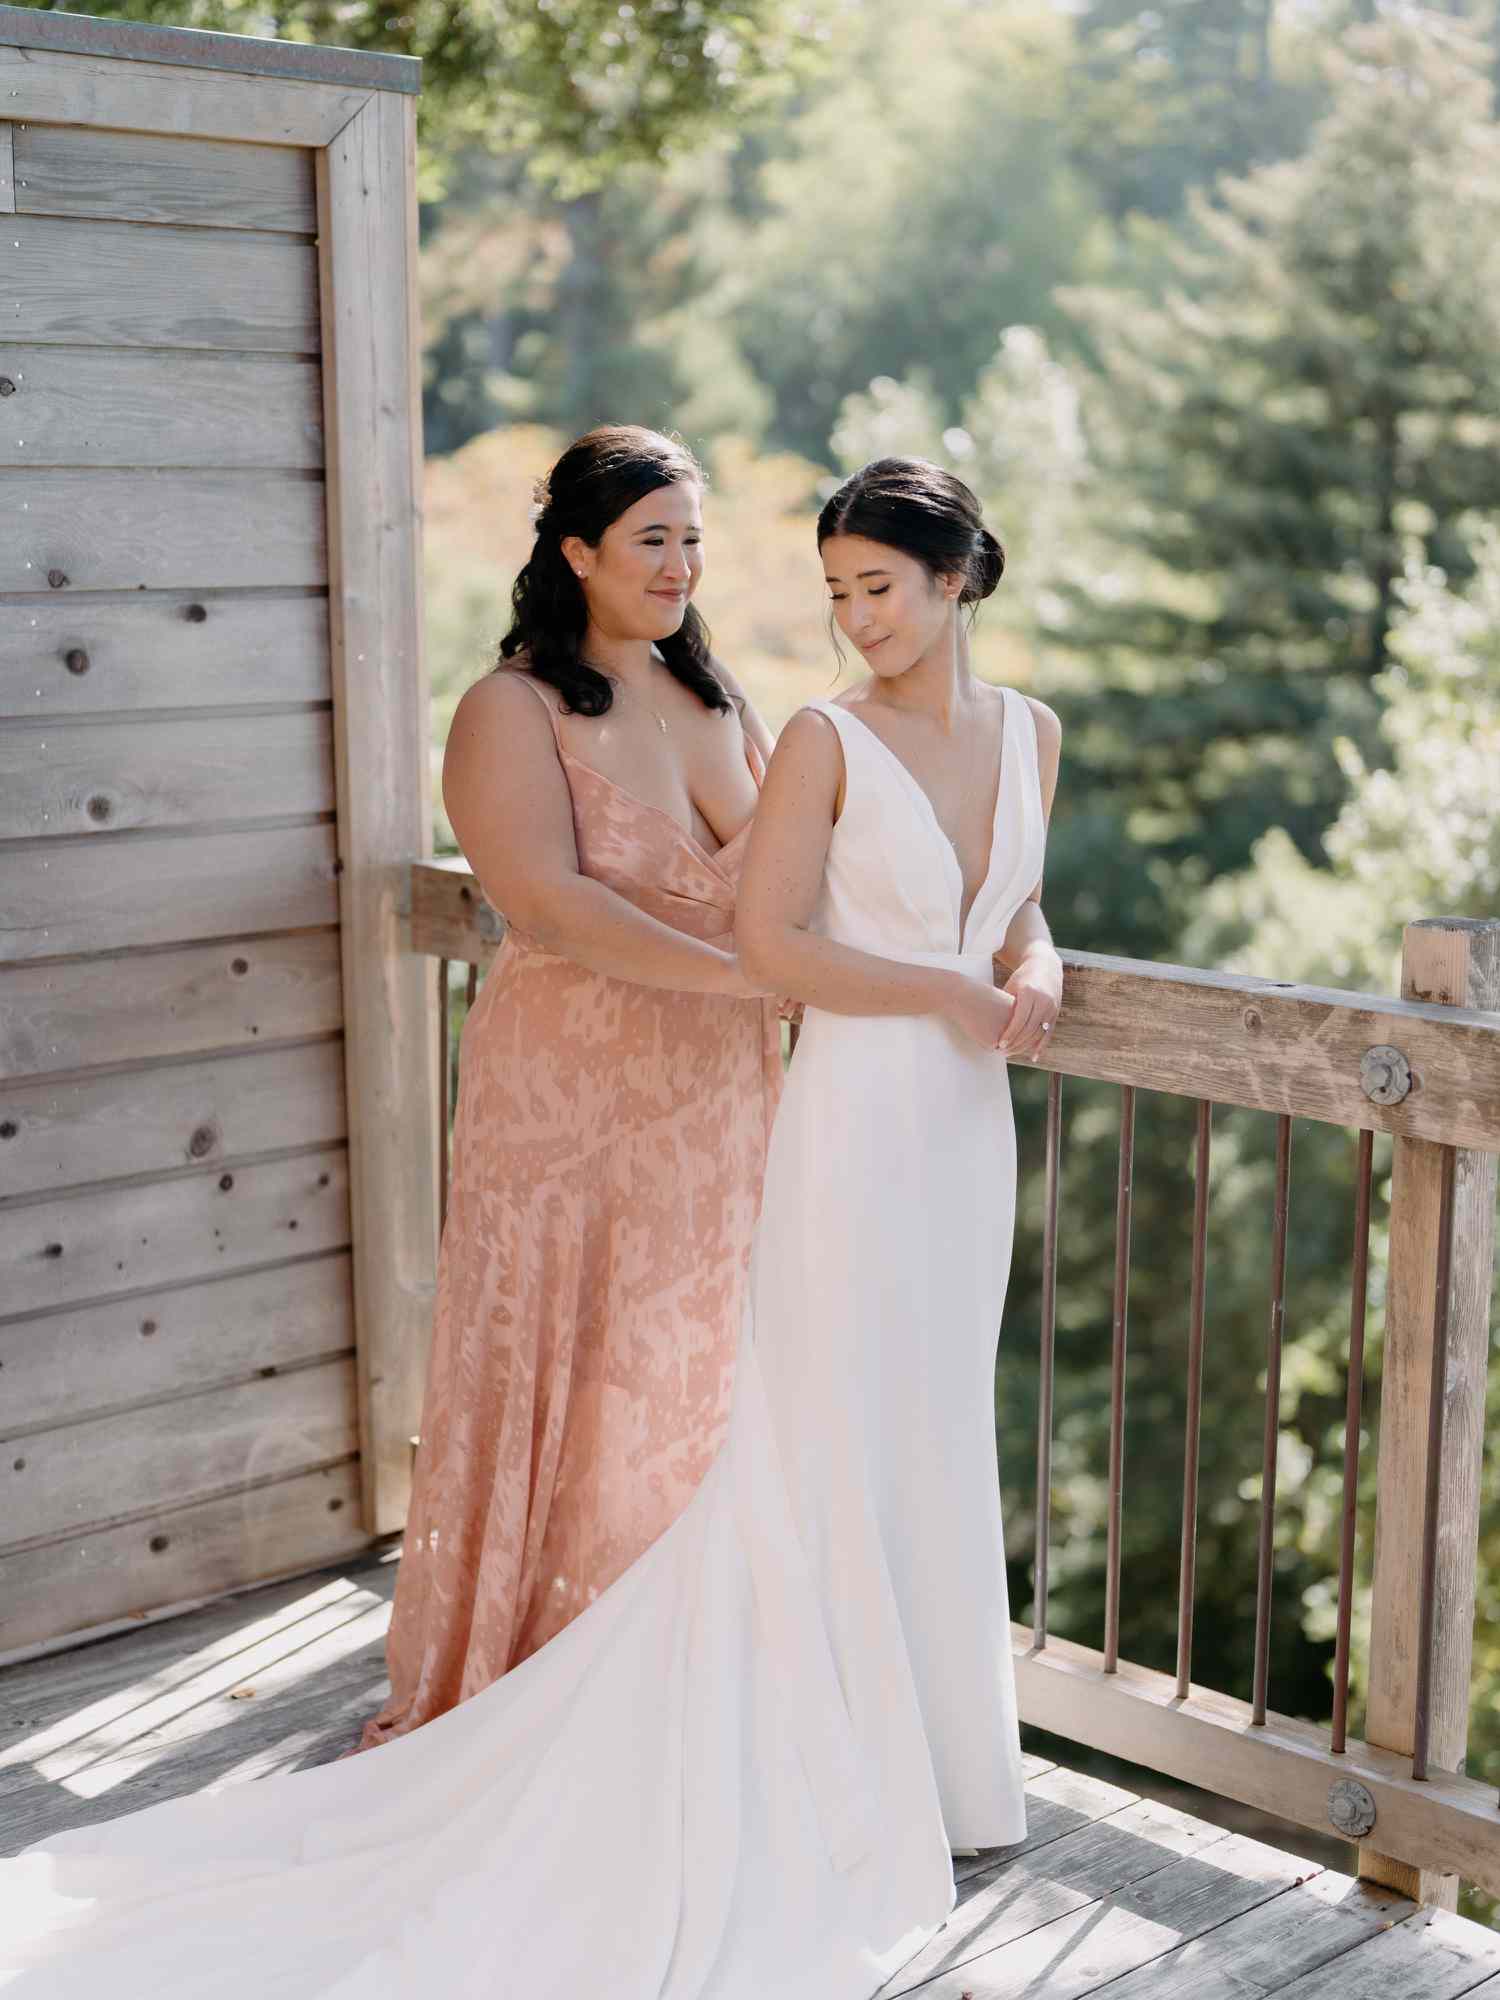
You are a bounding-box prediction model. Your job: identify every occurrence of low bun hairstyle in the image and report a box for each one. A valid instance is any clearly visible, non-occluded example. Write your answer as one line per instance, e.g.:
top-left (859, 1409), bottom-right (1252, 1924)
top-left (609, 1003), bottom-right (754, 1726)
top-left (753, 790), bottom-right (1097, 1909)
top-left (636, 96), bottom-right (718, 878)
top-left (817, 457), bottom-right (1005, 609)
top-left (498, 424), bottom-right (731, 718)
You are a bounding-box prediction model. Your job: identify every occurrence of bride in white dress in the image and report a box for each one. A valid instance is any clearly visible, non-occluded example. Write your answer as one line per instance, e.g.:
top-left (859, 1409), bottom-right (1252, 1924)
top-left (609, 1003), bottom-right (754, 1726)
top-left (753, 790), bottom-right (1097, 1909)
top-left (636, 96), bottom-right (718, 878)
top-left (1, 456), bottom-right (1063, 1999)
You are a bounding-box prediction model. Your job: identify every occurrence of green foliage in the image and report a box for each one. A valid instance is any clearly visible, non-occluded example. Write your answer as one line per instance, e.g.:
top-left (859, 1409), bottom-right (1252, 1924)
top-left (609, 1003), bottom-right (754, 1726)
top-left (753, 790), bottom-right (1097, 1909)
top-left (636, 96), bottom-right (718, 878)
top-left (705, 0), bottom-right (1105, 460)
top-left (26, 0), bottom-right (827, 187)
top-left (1053, 15), bottom-right (1500, 890)
top-left (1067, 0), bottom-right (1324, 219)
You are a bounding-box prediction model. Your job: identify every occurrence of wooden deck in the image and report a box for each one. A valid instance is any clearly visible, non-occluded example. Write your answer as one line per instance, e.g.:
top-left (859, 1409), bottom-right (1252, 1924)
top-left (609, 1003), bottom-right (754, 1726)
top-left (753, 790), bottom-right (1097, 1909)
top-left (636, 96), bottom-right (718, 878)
top-left (4, 1552), bottom-right (1500, 1998)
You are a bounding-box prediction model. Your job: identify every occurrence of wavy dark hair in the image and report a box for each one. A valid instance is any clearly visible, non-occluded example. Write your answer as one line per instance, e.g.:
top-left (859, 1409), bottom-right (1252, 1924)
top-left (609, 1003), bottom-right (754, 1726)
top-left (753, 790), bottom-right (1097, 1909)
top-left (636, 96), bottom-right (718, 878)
top-left (498, 424), bottom-right (730, 718)
top-left (817, 457), bottom-right (1005, 614)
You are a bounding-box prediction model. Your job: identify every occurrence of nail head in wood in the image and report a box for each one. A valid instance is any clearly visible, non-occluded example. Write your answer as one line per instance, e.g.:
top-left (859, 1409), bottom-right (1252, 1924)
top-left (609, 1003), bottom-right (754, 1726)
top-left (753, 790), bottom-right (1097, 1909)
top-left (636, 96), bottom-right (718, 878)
top-left (63, 648), bottom-right (89, 674)
top-left (46, 569), bottom-right (68, 589)
top-left (1361, 1044), bottom-right (1412, 1106)
top-left (0, 376), bottom-right (14, 396)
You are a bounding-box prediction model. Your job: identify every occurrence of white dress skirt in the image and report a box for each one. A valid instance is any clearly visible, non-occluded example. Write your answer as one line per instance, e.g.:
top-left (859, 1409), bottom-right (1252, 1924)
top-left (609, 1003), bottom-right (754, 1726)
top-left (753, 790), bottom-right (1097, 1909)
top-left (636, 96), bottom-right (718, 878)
top-left (1, 688), bottom-right (1045, 1999)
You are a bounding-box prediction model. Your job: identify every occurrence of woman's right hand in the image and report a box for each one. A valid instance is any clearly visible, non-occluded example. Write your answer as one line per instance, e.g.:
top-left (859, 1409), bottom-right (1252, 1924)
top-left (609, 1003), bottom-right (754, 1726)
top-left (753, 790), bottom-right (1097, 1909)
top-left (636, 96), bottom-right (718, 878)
top-left (940, 973), bottom-right (1016, 1050)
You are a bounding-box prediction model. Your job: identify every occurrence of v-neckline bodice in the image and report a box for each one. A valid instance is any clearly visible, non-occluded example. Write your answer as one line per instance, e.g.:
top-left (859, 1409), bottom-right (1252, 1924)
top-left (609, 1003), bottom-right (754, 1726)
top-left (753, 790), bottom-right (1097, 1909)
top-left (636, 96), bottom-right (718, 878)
top-left (830, 693), bottom-right (1012, 948)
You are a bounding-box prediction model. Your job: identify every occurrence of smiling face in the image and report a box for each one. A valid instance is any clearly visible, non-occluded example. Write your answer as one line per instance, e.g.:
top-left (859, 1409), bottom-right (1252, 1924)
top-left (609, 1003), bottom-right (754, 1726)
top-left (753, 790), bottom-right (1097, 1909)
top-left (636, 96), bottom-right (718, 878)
top-left (821, 533), bottom-right (962, 679)
top-left (564, 480), bottom-right (703, 644)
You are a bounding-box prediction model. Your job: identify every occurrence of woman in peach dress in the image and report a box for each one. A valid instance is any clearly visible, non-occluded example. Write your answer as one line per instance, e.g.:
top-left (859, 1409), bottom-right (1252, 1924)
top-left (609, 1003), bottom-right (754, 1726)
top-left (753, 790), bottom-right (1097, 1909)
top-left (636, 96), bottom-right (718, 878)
top-left (357, 427), bottom-right (782, 1748)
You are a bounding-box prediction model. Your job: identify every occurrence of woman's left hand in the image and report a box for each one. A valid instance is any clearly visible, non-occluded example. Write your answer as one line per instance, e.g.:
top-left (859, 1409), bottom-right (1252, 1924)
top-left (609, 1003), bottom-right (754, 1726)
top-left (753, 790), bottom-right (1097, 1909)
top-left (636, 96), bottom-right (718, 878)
top-left (994, 946), bottom-right (1063, 1063)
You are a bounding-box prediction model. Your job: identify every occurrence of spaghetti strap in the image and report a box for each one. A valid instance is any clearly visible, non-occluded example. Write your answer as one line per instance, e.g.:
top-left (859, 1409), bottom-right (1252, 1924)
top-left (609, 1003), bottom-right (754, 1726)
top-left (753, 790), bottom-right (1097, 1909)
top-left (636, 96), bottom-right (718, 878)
top-left (498, 666), bottom-right (565, 746)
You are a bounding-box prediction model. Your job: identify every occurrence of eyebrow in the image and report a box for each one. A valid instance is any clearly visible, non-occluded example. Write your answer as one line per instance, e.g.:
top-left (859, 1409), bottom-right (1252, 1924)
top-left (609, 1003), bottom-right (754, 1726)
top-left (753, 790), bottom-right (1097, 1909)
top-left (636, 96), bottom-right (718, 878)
top-left (824, 567), bottom-right (892, 583)
top-left (634, 522), bottom-right (700, 534)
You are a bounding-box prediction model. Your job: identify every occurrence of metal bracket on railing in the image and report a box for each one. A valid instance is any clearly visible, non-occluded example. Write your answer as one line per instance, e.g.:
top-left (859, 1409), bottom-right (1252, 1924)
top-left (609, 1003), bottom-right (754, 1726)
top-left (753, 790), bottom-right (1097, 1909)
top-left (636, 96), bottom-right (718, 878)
top-left (1328, 1776), bottom-right (1377, 1838)
top-left (1361, 1045), bottom-right (1412, 1106)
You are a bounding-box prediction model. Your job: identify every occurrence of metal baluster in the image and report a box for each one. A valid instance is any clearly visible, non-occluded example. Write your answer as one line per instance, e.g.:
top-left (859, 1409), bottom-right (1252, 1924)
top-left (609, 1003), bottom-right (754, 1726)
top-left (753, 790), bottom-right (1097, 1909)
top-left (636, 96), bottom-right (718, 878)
top-left (1252, 1113), bottom-right (1293, 1726)
top-left (1035, 1073), bottom-right (1062, 1648)
top-left (1176, 1099), bottom-right (1212, 1700)
top-left (1413, 1145), bottom-right (1459, 1782)
top-left (1104, 1085), bottom-right (1135, 1675)
top-left (1331, 1127), bottom-right (1374, 1755)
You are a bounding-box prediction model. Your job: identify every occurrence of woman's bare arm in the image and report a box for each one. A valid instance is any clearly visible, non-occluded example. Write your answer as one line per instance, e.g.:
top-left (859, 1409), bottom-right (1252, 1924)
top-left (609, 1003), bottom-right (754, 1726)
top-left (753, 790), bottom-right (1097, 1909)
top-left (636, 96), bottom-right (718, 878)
top-left (736, 710), bottom-right (1012, 1045)
top-left (444, 674), bottom-right (757, 996)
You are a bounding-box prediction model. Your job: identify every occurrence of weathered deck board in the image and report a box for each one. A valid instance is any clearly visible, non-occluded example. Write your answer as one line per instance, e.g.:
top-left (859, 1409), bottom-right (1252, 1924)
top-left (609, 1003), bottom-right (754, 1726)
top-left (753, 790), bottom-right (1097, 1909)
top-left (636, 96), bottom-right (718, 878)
top-left (0, 346), bottom-right (324, 471)
top-left (2, 1357), bottom-right (358, 1547)
top-left (0, 930), bottom-right (344, 1079)
top-left (0, 1461), bottom-right (367, 1659)
top-left (0, 1555), bottom-right (1496, 1996)
top-left (2, 822), bottom-right (340, 964)
top-left (0, 1144), bottom-right (350, 1316)
top-left (0, 591), bottom-right (329, 719)
top-left (13, 124), bottom-right (316, 233)
top-left (0, 709), bottom-right (334, 841)
top-left (2, 1037), bottom-right (346, 1194)
top-left (6, 212), bottom-right (320, 353)
top-left (0, 1253), bottom-right (353, 1433)
top-left (0, 468), bottom-right (327, 592)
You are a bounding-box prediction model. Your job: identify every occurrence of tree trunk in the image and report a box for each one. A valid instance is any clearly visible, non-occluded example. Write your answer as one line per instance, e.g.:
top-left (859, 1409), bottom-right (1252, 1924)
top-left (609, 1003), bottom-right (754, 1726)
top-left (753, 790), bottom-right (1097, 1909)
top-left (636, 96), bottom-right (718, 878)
top-left (557, 189), bottom-right (608, 437)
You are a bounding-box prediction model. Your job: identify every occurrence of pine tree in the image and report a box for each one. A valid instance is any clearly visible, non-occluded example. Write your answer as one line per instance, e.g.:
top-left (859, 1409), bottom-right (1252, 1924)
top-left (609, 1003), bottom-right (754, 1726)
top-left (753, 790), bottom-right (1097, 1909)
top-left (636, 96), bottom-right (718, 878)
top-left (1053, 12), bottom-right (1500, 887)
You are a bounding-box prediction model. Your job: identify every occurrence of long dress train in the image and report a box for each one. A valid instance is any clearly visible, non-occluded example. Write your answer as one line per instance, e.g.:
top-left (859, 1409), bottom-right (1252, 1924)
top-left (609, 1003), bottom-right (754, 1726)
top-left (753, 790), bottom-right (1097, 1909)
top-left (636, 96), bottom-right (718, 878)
top-left (1, 686), bottom-right (1046, 1999)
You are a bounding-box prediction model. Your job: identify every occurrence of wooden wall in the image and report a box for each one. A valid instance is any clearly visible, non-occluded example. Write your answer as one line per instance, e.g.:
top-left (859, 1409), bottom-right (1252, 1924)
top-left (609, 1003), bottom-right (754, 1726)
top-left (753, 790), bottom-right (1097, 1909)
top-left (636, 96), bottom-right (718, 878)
top-left (0, 114), bottom-right (372, 1654)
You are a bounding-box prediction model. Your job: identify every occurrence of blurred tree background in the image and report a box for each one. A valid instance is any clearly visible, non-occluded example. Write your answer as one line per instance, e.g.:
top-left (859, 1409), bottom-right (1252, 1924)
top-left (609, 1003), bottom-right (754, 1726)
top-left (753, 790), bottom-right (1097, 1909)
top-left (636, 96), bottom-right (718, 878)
top-left (35, 0), bottom-right (1500, 1910)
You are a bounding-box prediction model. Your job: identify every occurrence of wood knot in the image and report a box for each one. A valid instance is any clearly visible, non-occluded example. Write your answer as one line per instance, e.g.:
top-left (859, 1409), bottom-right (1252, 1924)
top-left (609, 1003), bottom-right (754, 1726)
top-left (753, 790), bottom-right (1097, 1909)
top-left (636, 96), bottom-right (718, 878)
top-left (46, 569), bottom-right (69, 590)
top-left (1242, 1006), bottom-right (1263, 1033)
top-left (218, 1172), bottom-right (234, 1192)
top-left (0, 1120), bottom-right (16, 1140)
top-left (183, 603), bottom-right (208, 623)
top-left (86, 793), bottom-right (112, 823)
top-left (63, 647), bottom-right (89, 675)
top-left (149, 1534), bottom-right (170, 1554)
top-left (140, 1318), bottom-right (158, 1336)
top-left (0, 376), bottom-right (15, 396)
top-left (188, 1124), bottom-right (218, 1158)
top-left (43, 1241), bottom-right (63, 1258)
top-left (230, 956), bottom-right (249, 975)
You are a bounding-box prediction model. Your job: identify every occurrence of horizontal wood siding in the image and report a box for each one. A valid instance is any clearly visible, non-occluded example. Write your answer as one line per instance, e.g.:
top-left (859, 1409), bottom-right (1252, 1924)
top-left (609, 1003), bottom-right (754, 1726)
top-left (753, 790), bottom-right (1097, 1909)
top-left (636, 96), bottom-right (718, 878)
top-left (0, 1253), bottom-right (354, 1434)
top-left (2, 823), bottom-right (341, 963)
top-left (0, 1461), bottom-right (367, 1657)
top-left (9, 213), bottom-right (319, 352)
top-left (0, 1146), bottom-right (351, 1322)
top-left (0, 469), bottom-right (327, 592)
top-left (0, 592), bottom-right (330, 717)
top-left (1, 1039), bottom-right (346, 1196)
top-left (3, 1360), bottom-right (358, 1550)
top-left (0, 55), bottom-right (417, 1650)
top-left (13, 123), bottom-right (317, 232)
top-left (0, 931), bottom-right (344, 1078)
top-left (0, 710), bottom-right (334, 839)
top-left (0, 347), bottom-right (324, 469)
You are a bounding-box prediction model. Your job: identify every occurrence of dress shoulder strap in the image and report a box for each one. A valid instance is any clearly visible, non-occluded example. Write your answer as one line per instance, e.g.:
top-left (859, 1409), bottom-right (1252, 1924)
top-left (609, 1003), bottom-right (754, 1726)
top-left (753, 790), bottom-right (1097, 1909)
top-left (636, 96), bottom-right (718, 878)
top-left (495, 667), bottom-right (566, 747)
top-left (1004, 687), bottom-right (1043, 807)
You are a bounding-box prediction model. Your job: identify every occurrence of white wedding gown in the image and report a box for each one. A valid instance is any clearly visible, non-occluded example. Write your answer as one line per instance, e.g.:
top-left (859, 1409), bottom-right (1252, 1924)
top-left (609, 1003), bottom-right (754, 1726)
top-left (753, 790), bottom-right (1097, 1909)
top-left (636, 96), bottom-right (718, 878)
top-left (1, 688), bottom-right (1046, 1998)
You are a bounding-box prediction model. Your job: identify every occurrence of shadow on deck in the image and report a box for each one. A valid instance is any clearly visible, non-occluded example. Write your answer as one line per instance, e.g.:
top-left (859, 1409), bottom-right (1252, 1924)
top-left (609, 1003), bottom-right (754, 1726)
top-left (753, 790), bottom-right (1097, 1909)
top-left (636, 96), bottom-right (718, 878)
top-left (3, 1550), bottom-right (1498, 1999)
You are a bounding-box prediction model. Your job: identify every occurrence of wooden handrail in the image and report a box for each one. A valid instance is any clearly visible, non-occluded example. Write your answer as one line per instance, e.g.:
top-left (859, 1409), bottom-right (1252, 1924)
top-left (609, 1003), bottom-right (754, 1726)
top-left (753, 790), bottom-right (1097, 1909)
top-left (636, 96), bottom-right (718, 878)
top-left (405, 859), bottom-right (1500, 1148)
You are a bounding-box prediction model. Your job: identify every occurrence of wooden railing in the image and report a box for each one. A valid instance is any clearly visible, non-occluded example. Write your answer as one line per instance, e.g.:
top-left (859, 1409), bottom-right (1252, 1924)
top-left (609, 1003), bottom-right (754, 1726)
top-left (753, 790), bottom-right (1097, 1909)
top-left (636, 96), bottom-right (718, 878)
top-left (402, 859), bottom-right (1500, 1907)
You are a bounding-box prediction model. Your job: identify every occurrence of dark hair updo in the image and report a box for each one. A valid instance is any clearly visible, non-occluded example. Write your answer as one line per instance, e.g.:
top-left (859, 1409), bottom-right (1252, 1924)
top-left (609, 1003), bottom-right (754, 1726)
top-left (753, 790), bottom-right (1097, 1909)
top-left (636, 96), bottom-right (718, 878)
top-left (498, 423), bottom-right (730, 718)
top-left (816, 457), bottom-right (1004, 609)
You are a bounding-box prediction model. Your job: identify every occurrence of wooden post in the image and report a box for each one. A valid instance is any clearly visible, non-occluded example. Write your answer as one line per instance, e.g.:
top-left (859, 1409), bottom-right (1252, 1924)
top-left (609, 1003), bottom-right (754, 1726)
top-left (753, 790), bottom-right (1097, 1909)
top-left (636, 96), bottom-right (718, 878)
top-left (317, 88), bottom-right (440, 1539)
top-left (1361, 918), bottom-right (1500, 1906)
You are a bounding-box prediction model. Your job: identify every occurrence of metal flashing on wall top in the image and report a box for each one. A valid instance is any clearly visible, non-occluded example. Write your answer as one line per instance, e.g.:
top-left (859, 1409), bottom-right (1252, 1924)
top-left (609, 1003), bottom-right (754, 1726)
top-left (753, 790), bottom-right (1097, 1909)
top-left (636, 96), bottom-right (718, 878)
top-left (0, 4), bottom-right (422, 93)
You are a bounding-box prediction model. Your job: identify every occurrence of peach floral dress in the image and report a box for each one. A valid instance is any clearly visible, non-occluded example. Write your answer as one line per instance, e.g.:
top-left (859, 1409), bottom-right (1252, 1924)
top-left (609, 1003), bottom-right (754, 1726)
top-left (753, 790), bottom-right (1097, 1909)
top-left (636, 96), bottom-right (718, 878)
top-left (357, 674), bottom-right (781, 1750)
